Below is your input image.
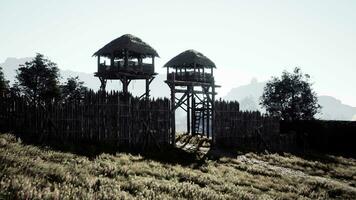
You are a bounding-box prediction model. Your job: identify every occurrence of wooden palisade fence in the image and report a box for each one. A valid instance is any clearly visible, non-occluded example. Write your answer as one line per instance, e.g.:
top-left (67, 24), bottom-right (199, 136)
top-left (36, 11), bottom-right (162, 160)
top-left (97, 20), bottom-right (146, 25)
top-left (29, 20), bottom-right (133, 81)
top-left (214, 100), bottom-right (356, 156)
top-left (214, 100), bottom-right (281, 151)
top-left (0, 91), bottom-right (171, 150)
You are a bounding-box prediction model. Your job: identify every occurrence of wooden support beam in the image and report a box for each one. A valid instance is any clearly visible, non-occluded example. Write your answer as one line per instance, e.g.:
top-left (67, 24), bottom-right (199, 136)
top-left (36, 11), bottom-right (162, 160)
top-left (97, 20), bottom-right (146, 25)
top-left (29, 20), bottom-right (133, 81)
top-left (138, 93), bottom-right (146, 100)
top-left (149, 77), bottom-right (155, 84)
top-left (203, 67), bottom-right (205, 80)
top-left (211, 84), bottom-right (216, 146)
top-left (124, 49), bottom-right (128, 68)
top-left (170, 84), bottom-right (176, 146)
top-left (121, 77), bottom-right (128, 94)
top-left (173, 92), bottom-right (188, 110)
top-left (202, 86), bottom-right (214, 104)
top-left (137, 77), bottom-right (155, 100)
top-left (187, 87), bottom-right (191, 134)
top-left (207, 102), bottom-right (210, 138)
top-left (193, 92), bottom-right (204, 103)
top-left (165, 80), bottom-right (221, 87)
top-left (145, 78), bottom-right (149, 99)
top-left (202, 94), bottom-right (205, 136)
top-left (192, 96), bottom-right (196, 135)
top-left (178, 105), bottom-right (187, 112)
top-left (99, 77), bottom-right (107, 91)
top-left (175, 97), bottom-right (188, 108)
top-left (110, 53), bottom-right (114, 67)
top-left (175, 89), bottom-right (217, 95)
top-left (97, 56), bottom-right (100, 72)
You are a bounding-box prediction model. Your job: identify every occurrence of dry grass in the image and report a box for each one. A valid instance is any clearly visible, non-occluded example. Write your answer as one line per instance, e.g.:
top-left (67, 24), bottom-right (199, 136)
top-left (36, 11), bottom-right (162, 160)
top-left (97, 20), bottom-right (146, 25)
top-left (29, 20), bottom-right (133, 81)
top-left (0, 133), bottom-right (355, 199)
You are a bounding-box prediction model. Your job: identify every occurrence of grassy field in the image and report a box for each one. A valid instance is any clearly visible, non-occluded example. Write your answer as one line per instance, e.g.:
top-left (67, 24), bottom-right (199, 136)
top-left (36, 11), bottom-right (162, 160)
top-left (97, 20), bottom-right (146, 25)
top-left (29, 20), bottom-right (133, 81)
top-left (0, 133), bottom-right (355, 200)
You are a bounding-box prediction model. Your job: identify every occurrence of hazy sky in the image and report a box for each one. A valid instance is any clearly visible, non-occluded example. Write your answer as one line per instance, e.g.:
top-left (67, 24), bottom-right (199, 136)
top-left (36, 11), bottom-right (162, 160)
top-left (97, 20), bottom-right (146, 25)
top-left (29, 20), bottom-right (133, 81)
top-left (1, 0), bottom-right (355, 106)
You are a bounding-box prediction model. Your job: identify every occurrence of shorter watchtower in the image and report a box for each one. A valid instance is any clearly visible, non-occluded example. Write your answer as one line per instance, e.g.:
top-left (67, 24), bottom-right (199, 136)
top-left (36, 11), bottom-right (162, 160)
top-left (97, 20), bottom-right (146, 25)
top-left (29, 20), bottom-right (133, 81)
top-left (93, 34), bottom-right (159, 99)
top-left (165, 50), bottom-right (219, 143)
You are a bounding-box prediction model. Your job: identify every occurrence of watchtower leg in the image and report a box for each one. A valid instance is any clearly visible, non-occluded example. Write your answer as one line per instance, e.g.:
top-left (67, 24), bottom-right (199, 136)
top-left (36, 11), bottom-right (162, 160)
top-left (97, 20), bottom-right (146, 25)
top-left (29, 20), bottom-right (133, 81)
top-left (170, 84), bottom-right (176, 146)
top-left (121, 77), bottom-right (130, 95)
top-left (99, 77), bottom-right (107, 91)
top-left (145, 78), bottom-right (149, 99)
top-left (186, 86), bottom-right (191, 134)
top-left (211, 84), bottom-right (216, 146)
top-left (192, 96), bottom-right (196, 136)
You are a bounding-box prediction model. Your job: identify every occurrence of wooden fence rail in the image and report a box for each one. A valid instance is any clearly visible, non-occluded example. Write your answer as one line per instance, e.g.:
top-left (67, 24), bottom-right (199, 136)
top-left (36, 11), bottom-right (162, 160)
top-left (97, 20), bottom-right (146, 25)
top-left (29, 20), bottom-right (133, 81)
top-left (0, 91), bottom-right (171, 149)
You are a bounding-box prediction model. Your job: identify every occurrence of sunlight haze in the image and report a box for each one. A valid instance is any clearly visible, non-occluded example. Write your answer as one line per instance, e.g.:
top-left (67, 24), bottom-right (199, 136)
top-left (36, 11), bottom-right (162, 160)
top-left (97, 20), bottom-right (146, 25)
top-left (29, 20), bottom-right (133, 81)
top-left (0, 0), bottom-right (355, 106)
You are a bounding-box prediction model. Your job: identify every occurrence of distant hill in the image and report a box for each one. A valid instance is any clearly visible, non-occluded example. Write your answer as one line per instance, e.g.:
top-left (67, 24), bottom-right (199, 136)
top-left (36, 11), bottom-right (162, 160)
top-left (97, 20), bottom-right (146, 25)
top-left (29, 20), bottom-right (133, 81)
top-left (317, 95), bottom-right (356, 121)
top-left (224, 78), bottom-right (265, 111)
top-left (224, 78), bottom-right (356, 121)
top-left (1, 57), bottom-right (32, 84)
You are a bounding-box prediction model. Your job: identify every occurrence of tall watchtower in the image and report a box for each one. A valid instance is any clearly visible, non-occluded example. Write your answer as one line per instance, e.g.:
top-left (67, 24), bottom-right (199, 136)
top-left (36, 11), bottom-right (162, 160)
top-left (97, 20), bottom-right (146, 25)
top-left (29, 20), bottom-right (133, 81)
top-left (93, 34), bottom-right (159, 99)
top-left (164, 50), bottom-right (219, 144)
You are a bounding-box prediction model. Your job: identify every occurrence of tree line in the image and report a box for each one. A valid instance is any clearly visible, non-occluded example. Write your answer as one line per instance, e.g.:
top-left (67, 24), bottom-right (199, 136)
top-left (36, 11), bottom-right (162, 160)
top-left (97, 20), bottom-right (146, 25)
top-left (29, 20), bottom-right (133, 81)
top-left (0, 53), bottom-right (88, 106)
top-left (0, 53), bottom-right (321, 120)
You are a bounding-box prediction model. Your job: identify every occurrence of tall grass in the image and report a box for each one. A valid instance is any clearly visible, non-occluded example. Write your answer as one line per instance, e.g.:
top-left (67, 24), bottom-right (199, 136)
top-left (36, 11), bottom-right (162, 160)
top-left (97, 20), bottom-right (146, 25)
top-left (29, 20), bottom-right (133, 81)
top-left (1, 133), bottom-right (355, 199)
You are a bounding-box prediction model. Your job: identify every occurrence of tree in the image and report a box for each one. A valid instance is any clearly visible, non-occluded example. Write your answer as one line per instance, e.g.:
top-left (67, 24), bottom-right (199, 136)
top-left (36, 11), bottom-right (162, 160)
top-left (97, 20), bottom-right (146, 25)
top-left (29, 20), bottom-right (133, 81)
top-left (0, 66), bottom-right (10, 96)
top-left (60, 76), bottom-right (88, 102)
top-left (260, 67), bottom-right (321, 120)
top-left (16, 53), bottom-right (61, 106)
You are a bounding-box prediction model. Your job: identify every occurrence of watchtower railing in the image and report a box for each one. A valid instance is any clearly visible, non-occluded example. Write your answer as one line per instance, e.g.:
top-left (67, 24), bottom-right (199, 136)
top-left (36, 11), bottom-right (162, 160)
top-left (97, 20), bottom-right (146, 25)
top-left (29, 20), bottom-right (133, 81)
top-left (98, 61), bottom-right (154, 75)
top-left (167, 71), bottom-right (214, 83)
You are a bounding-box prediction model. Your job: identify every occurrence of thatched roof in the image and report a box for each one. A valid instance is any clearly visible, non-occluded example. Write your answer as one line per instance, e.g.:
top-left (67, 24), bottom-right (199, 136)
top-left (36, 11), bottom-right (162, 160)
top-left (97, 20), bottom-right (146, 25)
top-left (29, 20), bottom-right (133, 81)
top-left (164, 49), bottom-right (216, 69)
top-left (93, 34), bottom-right (159, 58)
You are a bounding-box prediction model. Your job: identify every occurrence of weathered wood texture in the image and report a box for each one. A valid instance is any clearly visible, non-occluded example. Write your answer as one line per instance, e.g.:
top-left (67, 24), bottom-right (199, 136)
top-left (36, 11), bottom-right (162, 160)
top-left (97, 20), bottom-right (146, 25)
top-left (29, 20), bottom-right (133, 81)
top-left (280, 120), bottom-right (356, 156)
top-left (214, 100), bottom-right (280, 151)
top-left (0, 91), bottom-right (171, 149)
top-left (214, 100), bottom-right (356, 156)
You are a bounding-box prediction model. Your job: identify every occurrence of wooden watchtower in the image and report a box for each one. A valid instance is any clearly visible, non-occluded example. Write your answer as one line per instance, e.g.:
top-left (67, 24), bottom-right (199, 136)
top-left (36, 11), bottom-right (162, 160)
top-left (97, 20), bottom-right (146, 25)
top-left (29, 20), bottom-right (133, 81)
top-left (164, 50), bottom-right (219, 144)
top-left (93, 34), bottom-right (159, 99)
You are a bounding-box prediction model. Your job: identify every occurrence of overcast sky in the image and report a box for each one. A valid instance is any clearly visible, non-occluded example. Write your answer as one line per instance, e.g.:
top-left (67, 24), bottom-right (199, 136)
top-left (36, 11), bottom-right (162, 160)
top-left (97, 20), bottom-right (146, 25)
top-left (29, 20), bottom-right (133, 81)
top-left (1, 0), bottom-right (355, 106)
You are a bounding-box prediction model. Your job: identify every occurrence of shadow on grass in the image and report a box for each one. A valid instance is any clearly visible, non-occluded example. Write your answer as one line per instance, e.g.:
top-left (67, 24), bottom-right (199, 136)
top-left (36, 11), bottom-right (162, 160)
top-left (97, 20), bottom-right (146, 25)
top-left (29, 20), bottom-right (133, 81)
top-left (9, 132), bottom-right (354, 168)
top-left (11, 133), bottom-right (208, 167)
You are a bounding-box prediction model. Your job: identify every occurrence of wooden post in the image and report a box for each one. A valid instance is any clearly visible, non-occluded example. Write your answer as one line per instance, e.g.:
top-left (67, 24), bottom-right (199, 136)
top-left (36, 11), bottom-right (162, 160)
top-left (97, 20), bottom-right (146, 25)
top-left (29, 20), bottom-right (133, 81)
top-left (124, 49), bottom-right (128, 68)
top-left (194, 63), bottom-right (196, 78)
top-left (99, 77), bottom-right (106, 91)
top-left (211, 83), bottom-right (216, 146)
top-left (187, 86), bottom-right (190, 134)
top-left (206, 86), bottom-right (211, 138)
top-left (192, 95), bottom-right (196, 136)
top-left (110, 53), bottom-right (114, 67)
top-left (170, 83), bottom-right (176, 146)
top-left (97, 56), bottom-right (101, 72)
top-left (202, 94), bottom-right (205, 136)
top-left (202, 67), bottom-right (205, 81)
top-left (145, 78), bottom-right (149, 100)
top-left (122, 77), bottom-right (128, 94)
top-left (207, 98), bottom-right (210, 138)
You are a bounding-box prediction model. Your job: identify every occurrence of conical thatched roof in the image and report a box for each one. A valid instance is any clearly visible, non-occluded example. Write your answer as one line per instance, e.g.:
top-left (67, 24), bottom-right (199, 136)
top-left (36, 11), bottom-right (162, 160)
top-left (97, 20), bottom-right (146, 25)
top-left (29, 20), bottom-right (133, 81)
top-left (164, 49), bottom-right (216, 69)
top-left (93, 34), bottom-right (159, 58)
